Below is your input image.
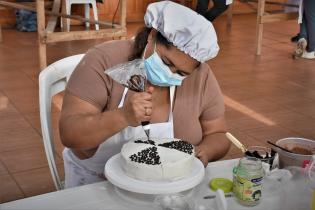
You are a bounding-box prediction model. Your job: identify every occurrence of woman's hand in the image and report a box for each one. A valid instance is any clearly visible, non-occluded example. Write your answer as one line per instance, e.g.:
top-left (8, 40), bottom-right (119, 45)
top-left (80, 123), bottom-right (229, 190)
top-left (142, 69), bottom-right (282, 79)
top-left (122, 87), bottom-right (154, 126)
top-left (195, 145), bottom-right (209, 167)
top-left (195, 117), bottom-right (230, 167)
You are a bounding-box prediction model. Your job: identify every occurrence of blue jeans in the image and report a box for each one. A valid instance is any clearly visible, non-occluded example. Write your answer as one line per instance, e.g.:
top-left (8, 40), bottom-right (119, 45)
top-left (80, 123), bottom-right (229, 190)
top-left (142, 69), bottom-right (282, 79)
top-left (299, 0), bottom-right (315, 52)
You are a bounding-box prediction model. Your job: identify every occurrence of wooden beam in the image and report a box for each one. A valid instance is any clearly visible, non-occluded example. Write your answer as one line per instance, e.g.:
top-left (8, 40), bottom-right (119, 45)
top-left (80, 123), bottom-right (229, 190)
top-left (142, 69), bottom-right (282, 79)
top-left (261, 12), bottom-right (298, 23)
top-left (245, 0), bottom-right (299, 8)
top-left (0, 0), bottom-right (121, 28)
top-left (0, 0), bottom-right (38, 10)
top-left (43, 29), bottom-right (127, 43)
top-left (0, 1), bottom-right (52, 9)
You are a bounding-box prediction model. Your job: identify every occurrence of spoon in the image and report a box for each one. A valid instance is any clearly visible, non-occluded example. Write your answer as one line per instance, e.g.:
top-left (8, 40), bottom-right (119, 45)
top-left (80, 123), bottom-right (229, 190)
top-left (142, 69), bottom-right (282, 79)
top-left (267, 141), bottom-right (293, 154)
top-left (225, 132), bottom-right (247, 153)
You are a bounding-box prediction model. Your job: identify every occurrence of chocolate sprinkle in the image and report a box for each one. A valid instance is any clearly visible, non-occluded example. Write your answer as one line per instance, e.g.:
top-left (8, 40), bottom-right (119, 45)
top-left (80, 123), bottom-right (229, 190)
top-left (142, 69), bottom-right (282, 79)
top-left (134, 139), bottom-right (155, 145)
top-left (129, 147), bottom-right (161, 165)
top-left (158, 141), bottom-right (193, 155)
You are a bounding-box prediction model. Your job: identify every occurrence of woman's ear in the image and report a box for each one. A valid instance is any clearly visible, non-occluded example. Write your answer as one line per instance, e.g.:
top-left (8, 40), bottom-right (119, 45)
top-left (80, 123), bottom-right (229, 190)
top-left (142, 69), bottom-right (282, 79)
top-left (147, 29), bottom-right (157, 43)
top-left (144, 29), bottom-right (158, 58)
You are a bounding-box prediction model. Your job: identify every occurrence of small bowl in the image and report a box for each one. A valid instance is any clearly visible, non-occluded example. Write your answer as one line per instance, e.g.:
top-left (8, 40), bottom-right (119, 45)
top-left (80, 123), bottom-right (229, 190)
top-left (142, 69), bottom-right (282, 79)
top-left (275, 137), bottom-right (315, 168)
top-left (245, 146), bottom-right (276, 168)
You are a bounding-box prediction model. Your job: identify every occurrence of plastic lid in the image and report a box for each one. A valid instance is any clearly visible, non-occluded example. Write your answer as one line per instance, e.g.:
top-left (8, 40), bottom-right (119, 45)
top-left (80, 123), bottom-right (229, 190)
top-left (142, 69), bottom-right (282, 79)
top-left (209, 178), bottom-right (233, 193)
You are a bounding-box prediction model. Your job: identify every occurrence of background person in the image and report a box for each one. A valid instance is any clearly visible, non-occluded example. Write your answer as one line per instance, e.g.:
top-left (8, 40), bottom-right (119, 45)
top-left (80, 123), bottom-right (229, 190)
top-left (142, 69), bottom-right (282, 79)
top-left (293, 0), bottom-right (315, 59)
top-left (196, 0), bottom-right (232, 22)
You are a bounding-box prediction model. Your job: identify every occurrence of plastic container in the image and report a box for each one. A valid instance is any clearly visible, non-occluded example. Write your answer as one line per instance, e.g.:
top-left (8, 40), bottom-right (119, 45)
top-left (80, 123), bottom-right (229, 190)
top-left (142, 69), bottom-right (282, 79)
top-left (275, 138), bottom-right (315, 168)
top-left (279, 166), bottom-right (314, 210)
top-left (209, 178), bottom-right (233, 194)
top-left (154, 194), bottom-right (195, 210)
top-left (306, 158), bottom-right (315, 210)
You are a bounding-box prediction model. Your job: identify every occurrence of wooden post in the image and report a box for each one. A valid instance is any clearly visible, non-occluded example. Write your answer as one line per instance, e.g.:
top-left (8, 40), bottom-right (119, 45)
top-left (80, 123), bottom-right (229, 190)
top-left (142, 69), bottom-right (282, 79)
top-left (120, 0), bottom-right (126, 29)
top-left (61, 0), bottom-right (68, 32)
top-left (255, 0), bottom-right (265, 56)
top-left (46, 0), bottom-right (61, 32)
top-left (119, 0), bottom-right (127, 39)
top-left (0, 5), bottom-right (4, 43)
top-left (0, 24), bottom-right (2, 43)
top-left (227, 1), bottom-right (234, 30)
top-left (37, 0), bottom-right (47, 70)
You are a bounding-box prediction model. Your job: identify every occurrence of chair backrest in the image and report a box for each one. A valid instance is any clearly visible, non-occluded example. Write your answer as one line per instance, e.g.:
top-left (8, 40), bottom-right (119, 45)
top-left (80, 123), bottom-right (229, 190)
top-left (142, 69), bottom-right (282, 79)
top-left (39, 54), bottom-right (85, 190)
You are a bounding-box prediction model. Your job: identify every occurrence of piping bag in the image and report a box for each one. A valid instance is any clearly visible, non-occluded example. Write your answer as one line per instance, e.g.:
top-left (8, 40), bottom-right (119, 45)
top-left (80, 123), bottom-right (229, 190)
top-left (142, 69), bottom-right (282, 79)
top-left (127, 74), bottom-right (151, 139)
top-left (105, 59), bottom-right (150, 139)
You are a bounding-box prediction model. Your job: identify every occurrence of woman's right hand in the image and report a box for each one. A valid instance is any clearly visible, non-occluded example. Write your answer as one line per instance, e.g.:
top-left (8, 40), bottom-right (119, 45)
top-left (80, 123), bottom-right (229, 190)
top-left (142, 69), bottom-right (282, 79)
top-left (122, 87), bottom-right (154, 126)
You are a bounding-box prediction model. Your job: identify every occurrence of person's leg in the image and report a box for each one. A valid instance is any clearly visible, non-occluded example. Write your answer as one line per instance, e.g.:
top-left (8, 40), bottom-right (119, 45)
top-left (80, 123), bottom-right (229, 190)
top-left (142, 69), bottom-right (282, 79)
top-left (303, 0), bottom-right (315, 52)
top-left (299, 19), bottom-right (307, 40)
top-left (204, 0), bottom-right (229, 22)
top-left (291, 21), bottom-right (306, 43)
top-left (293, 13), bottom-right (308, 58)
top-left (196, 0), bottom-right (210, 16)
top-left (291, 34), bottom-right (300, 43)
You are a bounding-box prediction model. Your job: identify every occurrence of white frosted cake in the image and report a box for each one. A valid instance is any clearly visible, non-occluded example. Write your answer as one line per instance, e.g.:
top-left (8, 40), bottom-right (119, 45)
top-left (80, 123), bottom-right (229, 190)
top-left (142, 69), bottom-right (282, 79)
top-left (121, 138), bottom-right (195, 181)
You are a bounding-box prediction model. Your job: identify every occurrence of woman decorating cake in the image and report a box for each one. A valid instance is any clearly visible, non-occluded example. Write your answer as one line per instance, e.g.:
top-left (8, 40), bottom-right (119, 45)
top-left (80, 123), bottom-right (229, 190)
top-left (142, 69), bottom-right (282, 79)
top-left (59, 1), bottom-right (231, 188)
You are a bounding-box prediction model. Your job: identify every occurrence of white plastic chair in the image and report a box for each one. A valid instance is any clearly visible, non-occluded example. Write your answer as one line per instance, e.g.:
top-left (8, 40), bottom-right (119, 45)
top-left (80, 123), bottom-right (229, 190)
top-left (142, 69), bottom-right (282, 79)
top-left (64, 0), bottom-right (100, 31)
top-left (39, 54), bottom-right (85, 190)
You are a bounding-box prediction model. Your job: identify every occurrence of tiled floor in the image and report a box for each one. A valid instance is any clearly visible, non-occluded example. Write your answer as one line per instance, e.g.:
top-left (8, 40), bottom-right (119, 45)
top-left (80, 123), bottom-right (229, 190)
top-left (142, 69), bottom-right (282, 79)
top-left (1, 7), bottom-right (315, 203)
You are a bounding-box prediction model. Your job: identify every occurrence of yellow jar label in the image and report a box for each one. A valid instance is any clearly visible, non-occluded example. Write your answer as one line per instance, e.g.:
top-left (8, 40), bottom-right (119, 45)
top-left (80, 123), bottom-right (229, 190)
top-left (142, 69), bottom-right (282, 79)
top-left (233, 175), bottom-right (263, 203)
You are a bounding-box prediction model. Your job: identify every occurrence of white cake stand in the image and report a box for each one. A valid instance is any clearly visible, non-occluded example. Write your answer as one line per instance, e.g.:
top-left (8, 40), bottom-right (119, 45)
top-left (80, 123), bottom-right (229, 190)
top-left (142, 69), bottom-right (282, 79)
top-left (104, 153), bottom-right (205, 194)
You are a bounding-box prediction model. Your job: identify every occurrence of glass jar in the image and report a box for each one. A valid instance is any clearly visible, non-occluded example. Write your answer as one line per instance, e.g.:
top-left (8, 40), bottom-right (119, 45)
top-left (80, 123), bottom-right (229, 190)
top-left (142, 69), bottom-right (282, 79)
top-left (233, 157), bottom-right (264, 206)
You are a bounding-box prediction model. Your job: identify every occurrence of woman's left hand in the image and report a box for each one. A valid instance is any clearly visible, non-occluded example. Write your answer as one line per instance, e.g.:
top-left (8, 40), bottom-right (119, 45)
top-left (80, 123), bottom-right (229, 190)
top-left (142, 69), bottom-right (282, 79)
top-left (195, 145), bottom-right (209, 167)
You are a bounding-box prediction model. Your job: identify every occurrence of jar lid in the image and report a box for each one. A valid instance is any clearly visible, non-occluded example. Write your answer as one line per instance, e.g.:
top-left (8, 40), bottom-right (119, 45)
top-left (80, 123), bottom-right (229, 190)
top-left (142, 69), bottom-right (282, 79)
top-left (209, 178), bottom-right (233, 193)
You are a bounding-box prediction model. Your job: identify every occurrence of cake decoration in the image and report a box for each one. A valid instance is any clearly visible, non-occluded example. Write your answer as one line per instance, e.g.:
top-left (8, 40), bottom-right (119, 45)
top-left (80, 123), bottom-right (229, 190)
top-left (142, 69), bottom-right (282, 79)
top-left (134, 139), bottom-right (155, 145)
top-left (129, 146), bottom-right (161, 165)
top-left (158, 141), bottom-right (193, 155)
top-left (121, 139), bottom-right (195, 181)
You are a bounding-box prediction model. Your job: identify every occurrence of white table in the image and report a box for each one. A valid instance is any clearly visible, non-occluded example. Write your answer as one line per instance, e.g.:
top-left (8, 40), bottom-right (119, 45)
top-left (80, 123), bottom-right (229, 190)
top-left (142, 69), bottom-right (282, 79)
top-left (1, 159), bottom-right (311, 210)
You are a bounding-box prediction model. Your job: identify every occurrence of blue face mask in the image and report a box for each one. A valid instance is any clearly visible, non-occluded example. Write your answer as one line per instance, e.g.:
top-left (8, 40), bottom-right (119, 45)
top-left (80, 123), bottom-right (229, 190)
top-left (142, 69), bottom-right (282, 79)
top-left (143, 43), bottom-right (186, 87)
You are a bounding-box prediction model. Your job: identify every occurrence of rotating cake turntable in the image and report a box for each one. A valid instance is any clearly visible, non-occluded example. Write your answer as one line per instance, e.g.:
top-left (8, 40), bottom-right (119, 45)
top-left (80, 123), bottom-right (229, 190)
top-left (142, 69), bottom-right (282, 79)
top-left (105, 154), bottom-right (205, 194)
top-left (105, 138), bottom-right (205, 194)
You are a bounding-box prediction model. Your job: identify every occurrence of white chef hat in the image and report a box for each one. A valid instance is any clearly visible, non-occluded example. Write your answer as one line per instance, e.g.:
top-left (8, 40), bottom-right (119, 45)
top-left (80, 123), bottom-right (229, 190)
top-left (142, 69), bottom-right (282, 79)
top-left (144, 1), bottom-right (219, 63)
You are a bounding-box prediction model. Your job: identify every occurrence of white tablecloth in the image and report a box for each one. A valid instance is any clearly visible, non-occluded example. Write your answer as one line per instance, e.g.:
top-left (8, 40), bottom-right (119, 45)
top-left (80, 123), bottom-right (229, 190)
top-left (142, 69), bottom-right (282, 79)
top-left (1, 159), bottom-right (312, 210)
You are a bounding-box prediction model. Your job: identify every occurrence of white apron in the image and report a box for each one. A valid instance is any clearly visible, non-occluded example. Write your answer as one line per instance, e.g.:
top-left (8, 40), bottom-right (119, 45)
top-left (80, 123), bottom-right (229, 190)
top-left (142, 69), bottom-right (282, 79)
top-left (63, 86), bottom-right (176, 188)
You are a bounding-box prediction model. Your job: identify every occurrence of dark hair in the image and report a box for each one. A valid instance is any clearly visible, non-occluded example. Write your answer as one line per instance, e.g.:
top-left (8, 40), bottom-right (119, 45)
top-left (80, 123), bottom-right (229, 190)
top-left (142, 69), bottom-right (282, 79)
top-left (129, 27), bottom-right (172, 61)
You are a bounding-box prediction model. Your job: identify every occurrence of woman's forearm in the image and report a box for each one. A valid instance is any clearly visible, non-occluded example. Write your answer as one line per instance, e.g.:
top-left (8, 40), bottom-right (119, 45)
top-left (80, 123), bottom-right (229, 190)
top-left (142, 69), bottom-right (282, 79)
top-left (199, 132), bottom-right (231, 161)
top-left (59, 108), bottom-right (128, 149)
